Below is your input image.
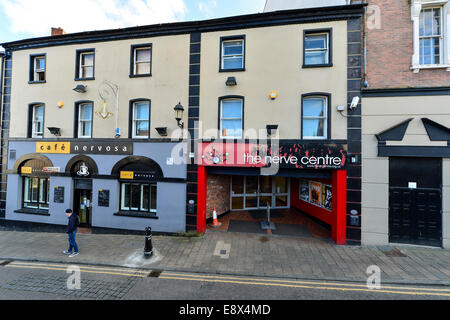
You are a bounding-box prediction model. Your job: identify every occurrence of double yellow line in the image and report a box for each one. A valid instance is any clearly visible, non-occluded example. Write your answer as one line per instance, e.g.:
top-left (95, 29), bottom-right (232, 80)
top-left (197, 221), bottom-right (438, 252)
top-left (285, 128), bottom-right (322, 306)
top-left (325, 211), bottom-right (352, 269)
top-left (4, 261), bottom-right (450, 298)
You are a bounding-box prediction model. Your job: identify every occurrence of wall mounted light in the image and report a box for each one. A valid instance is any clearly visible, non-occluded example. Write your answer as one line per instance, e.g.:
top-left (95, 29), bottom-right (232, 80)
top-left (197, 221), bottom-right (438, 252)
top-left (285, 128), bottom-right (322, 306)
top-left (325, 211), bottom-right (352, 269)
top-left (266, 124), bottom-right (278, 136)
top-left (73, 85), bottom-right (87, 93)
top-left (57, 101), bottom-right (64, 108)
top-left (174, 102), bottom-right (184, 129)
top-left (269, 92), bottom-right (278, 100)
top-left (156, 127), bottom-right (168, 136)
top-left (226, 77), bottom-right (237, 86)
top-left (47, 127), bottom-right (61, 136)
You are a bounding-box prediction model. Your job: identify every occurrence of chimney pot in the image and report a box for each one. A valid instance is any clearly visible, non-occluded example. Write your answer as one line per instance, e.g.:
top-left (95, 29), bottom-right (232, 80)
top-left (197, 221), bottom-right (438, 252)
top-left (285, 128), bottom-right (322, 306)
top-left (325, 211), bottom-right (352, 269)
top-left (51, 27), bottom-right (66, 36)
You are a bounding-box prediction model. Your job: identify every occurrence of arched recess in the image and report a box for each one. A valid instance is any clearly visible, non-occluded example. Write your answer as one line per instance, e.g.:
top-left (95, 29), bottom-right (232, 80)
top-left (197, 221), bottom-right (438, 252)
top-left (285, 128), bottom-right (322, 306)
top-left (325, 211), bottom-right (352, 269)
top-left (65, 155), bottom-right (99, 176)
top-left (111, 156), bottom-right (164, 180)
top-left (13, 154), bottom-right (53, 174)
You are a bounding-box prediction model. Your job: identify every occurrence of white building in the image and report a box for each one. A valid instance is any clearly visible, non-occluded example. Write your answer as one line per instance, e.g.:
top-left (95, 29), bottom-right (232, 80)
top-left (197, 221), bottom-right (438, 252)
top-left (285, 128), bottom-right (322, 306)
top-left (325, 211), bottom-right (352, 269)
top-left (264, 0), bottom-right (350, 11)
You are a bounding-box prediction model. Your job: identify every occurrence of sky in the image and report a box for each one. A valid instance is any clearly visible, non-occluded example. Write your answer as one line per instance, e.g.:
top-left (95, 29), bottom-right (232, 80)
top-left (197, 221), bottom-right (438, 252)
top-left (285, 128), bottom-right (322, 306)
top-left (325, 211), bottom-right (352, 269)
top-left (0, 0), bottom-right (267, 47)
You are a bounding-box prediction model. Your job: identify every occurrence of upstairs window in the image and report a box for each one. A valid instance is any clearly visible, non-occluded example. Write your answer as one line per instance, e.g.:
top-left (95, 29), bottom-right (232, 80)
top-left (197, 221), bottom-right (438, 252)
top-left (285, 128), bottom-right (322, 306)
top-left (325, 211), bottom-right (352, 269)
top-left (29, 104), bottom-right (44, 138)
top-left (303, 29), bottom-right (332, 67)
top-left (302, 95), bottom-right (329, 140)
top-left (75, 49), bottom-right (95, 80)
top-left (131, 100), bottom-right (150, 139)
top-left (219, 97), bottom-right (243, 139)
top-left (220, 36), bottom-right (245, 71)
top-left (29, 55), bottom-right (46, 82)
top-left (76, 102), bottom-right (93, 138)
top-left (130, 44), bottom-right (152, 77)
top-left (419, 7), bottom-right (442, 65)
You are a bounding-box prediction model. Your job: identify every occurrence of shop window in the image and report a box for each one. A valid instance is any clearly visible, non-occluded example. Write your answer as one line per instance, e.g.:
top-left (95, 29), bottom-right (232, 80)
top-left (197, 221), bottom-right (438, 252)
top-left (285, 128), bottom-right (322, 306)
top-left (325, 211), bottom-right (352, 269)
top-left (75, 49), bottom-right (95, 80)
top-left (29, 54), bottom-right (46, 83)
top-left (220, 36), bottom-right (245, 72)
top-left (120, 182), bottom-right (157, 214)
top-left (130, 44), bottom-right (152, 77)
top-left (302, 95), bottom-right (329, 140)
top-left (23, 177), bottom-right (50, 210)
top-left (219, 97), bottom-right (243, 139)
top-left (130, 100), bottom-right (150, 139)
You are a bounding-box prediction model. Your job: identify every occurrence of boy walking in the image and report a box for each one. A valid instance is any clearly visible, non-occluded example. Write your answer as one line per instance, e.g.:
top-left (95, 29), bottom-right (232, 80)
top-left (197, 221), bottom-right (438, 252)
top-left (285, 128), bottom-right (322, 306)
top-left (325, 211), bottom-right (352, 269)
top-left (63, 209), bottom-right (79, 257)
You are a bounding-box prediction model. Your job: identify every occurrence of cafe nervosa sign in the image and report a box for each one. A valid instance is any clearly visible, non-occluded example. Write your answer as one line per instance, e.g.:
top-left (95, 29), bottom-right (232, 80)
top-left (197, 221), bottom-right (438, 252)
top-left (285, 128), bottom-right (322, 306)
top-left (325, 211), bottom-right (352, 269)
top-left (36, 141), bottom-right (133, 155)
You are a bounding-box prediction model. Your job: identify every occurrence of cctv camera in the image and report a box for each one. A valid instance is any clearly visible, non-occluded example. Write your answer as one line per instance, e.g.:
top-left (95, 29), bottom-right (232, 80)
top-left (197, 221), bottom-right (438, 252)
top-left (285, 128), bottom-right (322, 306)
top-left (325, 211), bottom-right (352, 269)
top-left (349, 96), bottom-right (360, 110)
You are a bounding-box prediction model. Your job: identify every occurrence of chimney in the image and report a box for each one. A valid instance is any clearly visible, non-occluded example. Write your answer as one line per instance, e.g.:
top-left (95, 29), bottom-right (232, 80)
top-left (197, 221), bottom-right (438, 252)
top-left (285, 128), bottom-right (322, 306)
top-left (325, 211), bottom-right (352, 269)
top-left (51, 27), bottom-right (66, 36)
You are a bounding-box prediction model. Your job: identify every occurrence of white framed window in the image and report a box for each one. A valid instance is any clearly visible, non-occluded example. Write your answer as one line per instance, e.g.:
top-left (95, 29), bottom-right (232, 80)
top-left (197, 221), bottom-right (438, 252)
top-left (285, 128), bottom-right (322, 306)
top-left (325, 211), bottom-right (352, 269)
top-left (411, 0), bottom-right (450, 72)
top-left (304, 33), bottom-right (330, 66)
top-left (133, 46), bottom-right (151, 75)
top-left (32, 104), bottom-right (44, 138)
top-left (32, 56), bottom-right (46, 82)
top-left (221, 38), bottom-right (245, 70)
top-left (120, 183), bottom-right (157, 213)
top-left (78, 103), bottom-right (93, 138)
top-left (132, 101), bottom-right (150, 138)
top-left (219, 98), bottom-right (243, 139)
top-left (302, 96), bottom-right (328, 139)
top-left (23, 177), bottom-right (49, 210)
top-left (78, 51), bottom-right (94, 79)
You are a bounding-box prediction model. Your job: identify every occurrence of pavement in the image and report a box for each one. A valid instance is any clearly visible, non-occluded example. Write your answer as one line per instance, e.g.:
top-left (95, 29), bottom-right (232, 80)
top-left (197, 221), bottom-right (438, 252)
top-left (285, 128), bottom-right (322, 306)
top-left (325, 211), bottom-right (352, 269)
top-left (1, 229), bottom-right (450, 286)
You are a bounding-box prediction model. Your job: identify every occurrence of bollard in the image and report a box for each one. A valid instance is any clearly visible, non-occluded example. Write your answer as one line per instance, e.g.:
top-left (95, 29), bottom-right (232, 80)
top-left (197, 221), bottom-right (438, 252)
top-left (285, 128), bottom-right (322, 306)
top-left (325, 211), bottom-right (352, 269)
top-left (144, 226), bottom-right (153, 258)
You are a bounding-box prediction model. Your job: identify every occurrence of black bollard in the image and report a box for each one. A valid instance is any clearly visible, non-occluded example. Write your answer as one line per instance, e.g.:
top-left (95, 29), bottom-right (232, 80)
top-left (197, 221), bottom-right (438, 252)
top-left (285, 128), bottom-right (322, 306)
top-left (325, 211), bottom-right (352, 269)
top-left (144, 226), bottom-right (153, 258)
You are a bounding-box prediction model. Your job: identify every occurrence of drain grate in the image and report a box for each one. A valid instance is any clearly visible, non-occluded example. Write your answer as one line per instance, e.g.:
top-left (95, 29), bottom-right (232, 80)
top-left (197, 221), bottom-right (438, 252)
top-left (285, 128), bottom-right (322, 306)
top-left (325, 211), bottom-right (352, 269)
top-left (379, 247), bottom-right (407, 257)
top-left (148, 270), bottom-right (162, 278)
top-left (0, 260), bottom-right (12, 267)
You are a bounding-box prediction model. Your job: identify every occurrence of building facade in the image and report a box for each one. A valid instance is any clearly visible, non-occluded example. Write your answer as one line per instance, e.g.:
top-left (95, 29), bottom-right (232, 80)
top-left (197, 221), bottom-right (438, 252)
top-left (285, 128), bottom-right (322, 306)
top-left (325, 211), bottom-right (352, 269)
top-left (0, 4), bottom-right (365, 242)
top-left (362, 0), bottom-right (450, 248)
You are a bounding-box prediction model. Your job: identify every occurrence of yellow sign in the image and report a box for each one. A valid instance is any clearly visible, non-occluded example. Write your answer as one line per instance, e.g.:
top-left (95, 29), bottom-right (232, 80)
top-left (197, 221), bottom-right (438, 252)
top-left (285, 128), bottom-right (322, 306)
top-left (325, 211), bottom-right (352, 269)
top-left (36, 142), bottom-right (71, 154)
top-left (120, 171), bottom-right (134, 180)
top-left (21, 167), bottom-right (32, 174)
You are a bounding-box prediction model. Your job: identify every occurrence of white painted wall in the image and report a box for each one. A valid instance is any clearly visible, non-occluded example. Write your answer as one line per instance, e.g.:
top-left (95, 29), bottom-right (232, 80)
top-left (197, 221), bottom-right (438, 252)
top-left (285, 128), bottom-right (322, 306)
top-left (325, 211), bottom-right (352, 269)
top-left (264, 0), bottom-right (348, 12)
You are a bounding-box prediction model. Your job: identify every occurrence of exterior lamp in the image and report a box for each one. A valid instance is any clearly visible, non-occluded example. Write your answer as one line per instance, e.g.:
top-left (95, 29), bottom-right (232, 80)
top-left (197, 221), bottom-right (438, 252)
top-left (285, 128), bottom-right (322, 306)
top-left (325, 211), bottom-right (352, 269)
top-left (47, 127), bottom-right (61, 136)
top-left (266, 125), bottom-right (278, 136)
top-left (174, 102), bottom-right (184, 129)
top-left (73, 85), bottom-right (87, 93)
top-left (226, 77), bottom-right (237, 86)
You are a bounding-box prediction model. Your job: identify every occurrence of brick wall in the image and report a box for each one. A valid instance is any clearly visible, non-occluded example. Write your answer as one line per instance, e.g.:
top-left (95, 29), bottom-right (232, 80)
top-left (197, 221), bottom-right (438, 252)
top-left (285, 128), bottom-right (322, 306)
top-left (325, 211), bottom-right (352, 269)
top-left (206, 174), bottom-right (230, 218)
top-left (366, 0), bottom-right (450, 88)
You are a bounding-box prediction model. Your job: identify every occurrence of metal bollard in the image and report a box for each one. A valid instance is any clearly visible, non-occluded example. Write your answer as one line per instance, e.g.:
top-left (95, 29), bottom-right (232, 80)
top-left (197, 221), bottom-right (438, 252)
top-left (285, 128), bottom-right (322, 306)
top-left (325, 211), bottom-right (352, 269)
top-left (144, 226), bottom-right (153, 258)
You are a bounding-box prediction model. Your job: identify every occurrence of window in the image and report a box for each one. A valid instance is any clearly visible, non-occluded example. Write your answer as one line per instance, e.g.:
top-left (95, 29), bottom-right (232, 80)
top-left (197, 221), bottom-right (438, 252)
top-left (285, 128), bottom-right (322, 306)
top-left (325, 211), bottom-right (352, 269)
top-left (302, 95), bottom-right (329, 139)
top-left (219, 97), bottom-right (243, 139)
top-left (131, 100), bottom-right (150, 138)
top-left (220, 36), bottom-right (245, 71)
top-left (77, 103), bottom-right (93, 138)
top-left (419, 7), bottom-right (442, 65)
top-left (75, 49), bottom-right (95, 80)
top-left (130, 44), bottom-right (152, 76)
top-left (29, 55), bottom-right (46, 82)
top-left (23, 177), bottom-right (50, 210)
top-left (30, 104), bottom-right (44, 138)
top-left (303, 29), bottom-right (332, 67)
top-left (120, 183), bottom-right (157, 213)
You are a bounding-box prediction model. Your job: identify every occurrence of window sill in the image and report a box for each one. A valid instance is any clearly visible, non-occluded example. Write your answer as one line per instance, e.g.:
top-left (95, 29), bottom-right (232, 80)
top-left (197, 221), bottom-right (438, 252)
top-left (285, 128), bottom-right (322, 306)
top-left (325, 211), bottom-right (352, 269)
top-left (219, 68), bottom-right (245, 73)
top-left (28, 80), bottom-right (46, 84)
top-left (75, 77), bottom-right (95, 81)
top-left (113, 211), bottom-right (159, 219)
top-left (302, 63), bottom-right (333, 68)
top-left (14, 208), bottom-right (50, 216)
top-left (411, 65), bottom-right (450, 73)
top-left (129, 74), bottom-right (152, 78)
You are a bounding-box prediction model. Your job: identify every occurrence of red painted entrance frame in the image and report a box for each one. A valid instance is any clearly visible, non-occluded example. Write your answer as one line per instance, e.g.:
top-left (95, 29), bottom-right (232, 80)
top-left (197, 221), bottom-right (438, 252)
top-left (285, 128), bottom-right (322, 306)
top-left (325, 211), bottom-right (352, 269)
top-left (196, 165), bottom-right (347, 245)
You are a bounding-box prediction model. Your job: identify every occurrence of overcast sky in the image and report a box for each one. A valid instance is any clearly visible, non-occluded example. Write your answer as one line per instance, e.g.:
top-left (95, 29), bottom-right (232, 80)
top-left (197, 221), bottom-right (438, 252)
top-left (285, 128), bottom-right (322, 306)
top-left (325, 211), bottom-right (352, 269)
top-left (0, 0), bottom-right (266, 46)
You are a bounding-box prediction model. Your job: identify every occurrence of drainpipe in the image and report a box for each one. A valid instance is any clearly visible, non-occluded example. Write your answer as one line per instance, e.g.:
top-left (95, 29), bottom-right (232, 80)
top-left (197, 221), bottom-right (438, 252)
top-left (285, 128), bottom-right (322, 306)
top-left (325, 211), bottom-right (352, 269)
top-left (362, 0), bottom-right (369, 88)
top-left (0, 50), bottom-right (5, 136)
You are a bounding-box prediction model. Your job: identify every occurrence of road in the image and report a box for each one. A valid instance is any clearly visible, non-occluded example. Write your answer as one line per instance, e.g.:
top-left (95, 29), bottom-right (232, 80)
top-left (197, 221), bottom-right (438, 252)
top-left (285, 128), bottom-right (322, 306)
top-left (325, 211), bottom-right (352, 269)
top-left (0, 260), bottom-right (449, 303)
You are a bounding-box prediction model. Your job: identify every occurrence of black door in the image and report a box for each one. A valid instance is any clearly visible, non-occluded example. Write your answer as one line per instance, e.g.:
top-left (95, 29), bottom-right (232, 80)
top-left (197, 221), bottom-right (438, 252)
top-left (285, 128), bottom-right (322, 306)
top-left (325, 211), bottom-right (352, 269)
top-left (389, 157), bottom-right (442, 247)
top-left (73, 180), bottom-right (93, 228)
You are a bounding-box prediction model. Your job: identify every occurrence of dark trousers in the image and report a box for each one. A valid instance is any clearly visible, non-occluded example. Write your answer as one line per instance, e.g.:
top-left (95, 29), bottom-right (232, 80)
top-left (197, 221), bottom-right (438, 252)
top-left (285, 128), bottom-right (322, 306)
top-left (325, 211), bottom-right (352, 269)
top-left (68, 230), bottom-right (79, 253)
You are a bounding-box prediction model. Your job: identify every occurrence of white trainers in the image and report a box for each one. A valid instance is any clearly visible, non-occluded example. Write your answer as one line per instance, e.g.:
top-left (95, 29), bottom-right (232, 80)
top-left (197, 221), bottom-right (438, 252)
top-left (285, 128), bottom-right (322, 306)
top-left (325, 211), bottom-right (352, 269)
top-left (69, 252), bottom-right (79, 257)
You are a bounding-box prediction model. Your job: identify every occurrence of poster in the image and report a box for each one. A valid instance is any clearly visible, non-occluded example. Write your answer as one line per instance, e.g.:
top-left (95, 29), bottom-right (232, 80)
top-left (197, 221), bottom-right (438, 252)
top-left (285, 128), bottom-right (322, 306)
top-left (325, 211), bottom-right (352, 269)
top-left (322, 184), bottom-right (332, 210)
top-left (309, 182), bottom-right (322, 206)
top-left (299, 180), bottom-right (310, 201)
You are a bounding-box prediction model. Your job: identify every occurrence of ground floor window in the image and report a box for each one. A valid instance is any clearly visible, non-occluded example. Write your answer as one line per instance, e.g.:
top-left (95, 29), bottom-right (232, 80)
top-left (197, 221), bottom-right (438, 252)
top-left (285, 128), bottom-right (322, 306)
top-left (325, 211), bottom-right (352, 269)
top-left (120, 182), bottom-right (157, 213)
top-left (23, 177), bottom-right (50, 210)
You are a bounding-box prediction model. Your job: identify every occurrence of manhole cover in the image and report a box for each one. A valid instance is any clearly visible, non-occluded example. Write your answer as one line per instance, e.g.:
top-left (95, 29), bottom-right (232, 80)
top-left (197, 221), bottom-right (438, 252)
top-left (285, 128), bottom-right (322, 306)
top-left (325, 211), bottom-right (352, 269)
top-left (379, 247), bottom-right (407, 257)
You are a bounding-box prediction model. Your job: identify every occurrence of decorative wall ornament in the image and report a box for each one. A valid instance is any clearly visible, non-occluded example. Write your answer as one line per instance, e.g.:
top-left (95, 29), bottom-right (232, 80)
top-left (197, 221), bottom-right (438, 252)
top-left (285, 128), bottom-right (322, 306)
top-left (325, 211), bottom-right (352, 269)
top-left (97, 80), bottom-right (120, 137)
